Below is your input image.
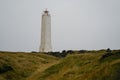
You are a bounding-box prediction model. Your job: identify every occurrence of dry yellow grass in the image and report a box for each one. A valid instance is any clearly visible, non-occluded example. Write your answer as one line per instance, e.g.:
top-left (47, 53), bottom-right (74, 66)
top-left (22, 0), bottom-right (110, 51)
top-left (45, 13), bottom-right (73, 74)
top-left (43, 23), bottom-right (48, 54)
top-left (37, 51), bottom-right (120, 80)
top-left (26, 61), bottom-right (60, 80)
top-left (0, 50), bottom-right (120, 80)
top-left (0, 51), bottom-right (59, 80)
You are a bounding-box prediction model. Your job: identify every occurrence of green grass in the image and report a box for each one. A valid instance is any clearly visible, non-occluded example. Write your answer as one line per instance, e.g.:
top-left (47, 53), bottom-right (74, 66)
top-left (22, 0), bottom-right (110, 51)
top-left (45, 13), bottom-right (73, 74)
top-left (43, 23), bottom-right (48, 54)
top-left (0, 51), bottom-right (58, 80)
top-left (0, 50), bottom-right (120, 80)
top-left (38, 51), bottom-right (120, 80)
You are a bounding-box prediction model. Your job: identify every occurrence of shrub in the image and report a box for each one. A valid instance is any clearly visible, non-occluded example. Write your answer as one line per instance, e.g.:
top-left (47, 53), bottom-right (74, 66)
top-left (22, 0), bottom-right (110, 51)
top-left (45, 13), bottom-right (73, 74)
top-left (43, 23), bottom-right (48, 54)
top-left (79, 50), bottom-right (87, 53)
top-left (101, 52), bottom-right (113, 60)
top-left (106, 48), bottom-right (112, 53)
top-left (100, 50), bottom-right (120, 62)
top-left (0, 64), bottom-right (13, 74)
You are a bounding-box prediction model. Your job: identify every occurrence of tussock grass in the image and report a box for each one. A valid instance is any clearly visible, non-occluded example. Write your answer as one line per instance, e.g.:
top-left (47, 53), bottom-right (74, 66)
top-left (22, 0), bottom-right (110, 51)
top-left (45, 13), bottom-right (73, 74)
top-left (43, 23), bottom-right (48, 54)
top-left (0, 50), bottom-right (120, 80)
top-left (0, 52), bottom-right (58, 80)
top-left (38, 51), bottom-right (120, 80)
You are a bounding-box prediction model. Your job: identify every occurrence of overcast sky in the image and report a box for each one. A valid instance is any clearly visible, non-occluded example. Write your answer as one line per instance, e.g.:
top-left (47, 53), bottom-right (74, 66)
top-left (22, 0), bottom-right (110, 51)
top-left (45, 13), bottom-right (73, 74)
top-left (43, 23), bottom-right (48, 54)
top-left (0, 0), bottom-right (120, 52)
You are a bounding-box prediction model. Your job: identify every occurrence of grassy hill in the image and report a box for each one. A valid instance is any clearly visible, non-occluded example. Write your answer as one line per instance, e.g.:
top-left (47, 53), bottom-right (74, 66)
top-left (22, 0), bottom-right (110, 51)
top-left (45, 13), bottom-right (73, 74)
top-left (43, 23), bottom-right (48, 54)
top-left (0, 50), bottom-right (120, 80)
top-left (0, 51), bottom-right (59, 80)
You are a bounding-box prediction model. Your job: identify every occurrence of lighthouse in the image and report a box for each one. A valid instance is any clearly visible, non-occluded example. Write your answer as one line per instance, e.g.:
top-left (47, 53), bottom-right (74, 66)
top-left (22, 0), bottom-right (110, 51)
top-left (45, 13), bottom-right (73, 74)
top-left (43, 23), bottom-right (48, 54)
top-left (39, 9), bottom-right (52, 52)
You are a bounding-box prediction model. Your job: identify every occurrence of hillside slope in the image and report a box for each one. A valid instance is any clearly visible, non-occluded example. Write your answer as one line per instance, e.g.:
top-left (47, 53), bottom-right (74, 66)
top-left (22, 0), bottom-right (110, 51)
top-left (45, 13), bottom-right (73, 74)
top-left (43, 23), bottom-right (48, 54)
top-left (0, 51), bottom-right (59, 80)
top-left (0, 50), bottom-right (120, 80)
top-left (38, 51), bottom-right (120, 80)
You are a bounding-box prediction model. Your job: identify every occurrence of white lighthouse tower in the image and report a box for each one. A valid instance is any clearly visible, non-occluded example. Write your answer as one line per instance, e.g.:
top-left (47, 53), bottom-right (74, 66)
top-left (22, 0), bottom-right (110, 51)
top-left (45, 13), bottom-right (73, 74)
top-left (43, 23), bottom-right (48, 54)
top-left (39, 9), bottom-right (52, 52)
